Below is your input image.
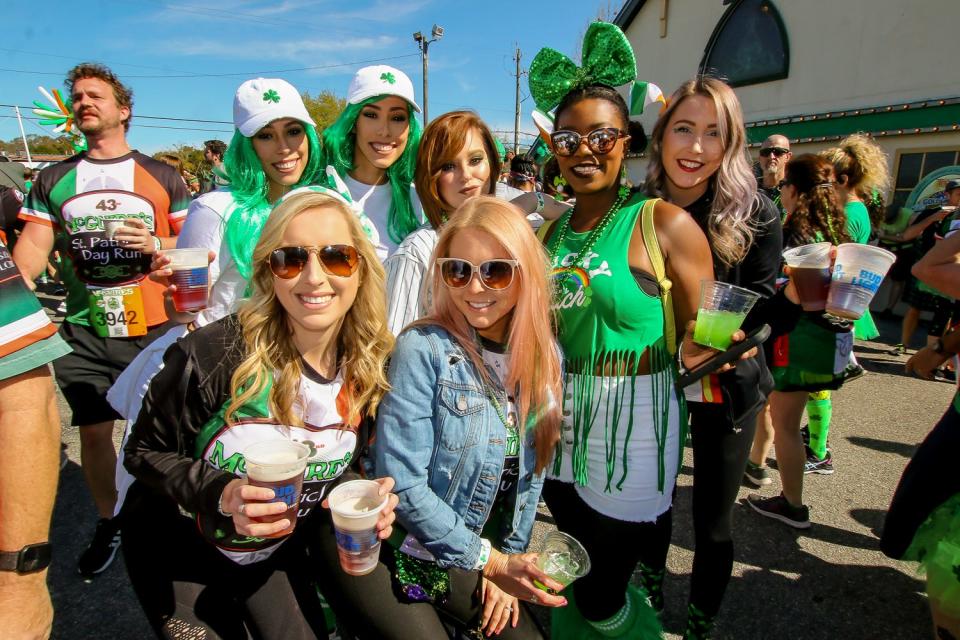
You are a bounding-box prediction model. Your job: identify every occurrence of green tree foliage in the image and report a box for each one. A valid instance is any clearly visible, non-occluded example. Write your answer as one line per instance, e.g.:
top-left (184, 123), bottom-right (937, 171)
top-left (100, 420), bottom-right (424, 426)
top-left (301, 90), bottom-right (347, 132)
top-left (0, 134), bottom-right (75, 156)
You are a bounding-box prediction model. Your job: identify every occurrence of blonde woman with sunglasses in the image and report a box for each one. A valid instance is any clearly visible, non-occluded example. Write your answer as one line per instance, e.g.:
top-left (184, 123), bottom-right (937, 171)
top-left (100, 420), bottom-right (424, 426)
top-left (323, 197), bottom-right (564, 639)
top-left (122, 189), bottom-right (398, 639)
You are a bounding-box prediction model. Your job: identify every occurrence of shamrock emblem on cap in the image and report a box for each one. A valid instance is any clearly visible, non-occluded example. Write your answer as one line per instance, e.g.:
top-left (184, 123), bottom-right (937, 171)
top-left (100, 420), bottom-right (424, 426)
top-left (380, 72), bottom-right (396, 85)
top-left (262, 89), bottom-right (281, 104)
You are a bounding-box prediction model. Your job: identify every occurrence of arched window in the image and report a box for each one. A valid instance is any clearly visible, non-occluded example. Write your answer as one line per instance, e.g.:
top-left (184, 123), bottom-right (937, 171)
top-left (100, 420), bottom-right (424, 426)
top-left (699, 0), bottom-right (789, 87)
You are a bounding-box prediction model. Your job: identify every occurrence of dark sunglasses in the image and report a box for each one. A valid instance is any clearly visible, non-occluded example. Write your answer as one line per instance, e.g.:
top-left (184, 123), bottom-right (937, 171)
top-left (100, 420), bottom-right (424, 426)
top-left (760, 146), bottom-right (790, 158)
top-left (437, 258), bottom-right (519, 290)
top-left (550, 127), bottom-right (626, 157)
top-left (269, 245), bottom-right (361, 279)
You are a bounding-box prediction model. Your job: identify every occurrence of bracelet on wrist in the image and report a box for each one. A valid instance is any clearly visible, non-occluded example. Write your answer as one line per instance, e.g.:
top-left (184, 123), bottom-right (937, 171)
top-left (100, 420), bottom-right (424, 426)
top-left (474, 538), bottom-right (492, 571)
top-left (534, 191), bottom-right (545, 215)
top-left (217, 492), bottom-right (232, 517)
top-left (152, 236), bottom-right (162, 252)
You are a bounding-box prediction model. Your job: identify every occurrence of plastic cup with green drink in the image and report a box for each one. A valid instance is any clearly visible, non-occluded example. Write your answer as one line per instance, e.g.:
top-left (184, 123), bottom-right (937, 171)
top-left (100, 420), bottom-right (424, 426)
top-left (534, 531), bottom-right (590, 594)
top-left (693, 280), bottom-right (760, 350)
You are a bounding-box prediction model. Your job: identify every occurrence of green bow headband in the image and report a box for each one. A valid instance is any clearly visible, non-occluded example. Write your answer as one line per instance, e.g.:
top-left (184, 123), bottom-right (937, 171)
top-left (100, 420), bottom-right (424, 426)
top-left (528, 21), bottom-right (637, 114)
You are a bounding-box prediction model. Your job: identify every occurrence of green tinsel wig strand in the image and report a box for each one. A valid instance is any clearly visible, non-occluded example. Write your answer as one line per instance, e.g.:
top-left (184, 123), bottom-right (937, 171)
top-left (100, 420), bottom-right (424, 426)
top-left (320, 95), bottom-right (423, 244)
top-left (221, 124), bottom-right (324, 280)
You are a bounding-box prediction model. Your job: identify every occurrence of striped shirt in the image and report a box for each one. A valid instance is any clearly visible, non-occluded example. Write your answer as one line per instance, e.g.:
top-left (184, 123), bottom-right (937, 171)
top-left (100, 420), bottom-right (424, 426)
top-left (0, 238), bottom-right (58, 358)
top-left (19, 151), bottom-right (191, 327)
top-left (384, 225), bottom-right (438, 335)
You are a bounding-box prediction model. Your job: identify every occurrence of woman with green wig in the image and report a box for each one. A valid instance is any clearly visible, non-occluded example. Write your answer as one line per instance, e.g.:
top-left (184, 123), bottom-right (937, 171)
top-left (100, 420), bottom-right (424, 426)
top-left (108, 77), bottom-right (326, 509)
top-left (320, 65), bottom-right (423, 261)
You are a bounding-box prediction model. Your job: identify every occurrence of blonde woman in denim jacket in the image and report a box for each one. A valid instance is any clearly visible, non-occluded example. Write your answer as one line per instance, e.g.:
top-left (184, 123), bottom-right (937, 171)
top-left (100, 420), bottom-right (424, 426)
top-left (324, 197), bottom-right (566, 639)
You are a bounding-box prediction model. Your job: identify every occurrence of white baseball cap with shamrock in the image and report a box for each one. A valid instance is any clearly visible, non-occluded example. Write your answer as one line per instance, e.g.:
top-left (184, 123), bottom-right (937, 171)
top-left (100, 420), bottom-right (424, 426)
top-left (346, 65), bottom-right (421, 112)
top-left (233, 78), bottom-right (316, 137)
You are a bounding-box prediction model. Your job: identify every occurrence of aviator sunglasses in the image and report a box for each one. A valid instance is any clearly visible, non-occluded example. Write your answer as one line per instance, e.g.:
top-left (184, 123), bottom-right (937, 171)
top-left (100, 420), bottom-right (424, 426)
top-left (550, 127), bottom-right (626, 157)
top-left (436, 258), bottom-right (519, 290)
top-left (759, 146), bottom-right (790, 158)
top-left (269, 245), bottom-right (361, 279)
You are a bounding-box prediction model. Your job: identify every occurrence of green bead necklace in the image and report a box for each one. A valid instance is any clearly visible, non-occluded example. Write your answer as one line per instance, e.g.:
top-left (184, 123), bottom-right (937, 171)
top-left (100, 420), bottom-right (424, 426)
top-left (548, 185), bottom-right (630, 303)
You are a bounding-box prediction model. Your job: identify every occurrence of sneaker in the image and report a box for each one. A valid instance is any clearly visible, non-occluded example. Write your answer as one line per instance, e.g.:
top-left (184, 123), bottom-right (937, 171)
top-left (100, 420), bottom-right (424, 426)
top-left (936, 367), bottom-right (957, 382)
top-left (843, 363), bottom-right (866, 382)
top-left (77, 518), bottom-right (121, 578)
top-left (747, 494), bottom-right (811, 529)
top-left (743, 461), bottom-right (772, 487)
top-left (56, 301), bottom-right (67, 314)
top-left (804, 452), bottom-right (835, 475)
top-left (889, 343), bottom-right (906, 356)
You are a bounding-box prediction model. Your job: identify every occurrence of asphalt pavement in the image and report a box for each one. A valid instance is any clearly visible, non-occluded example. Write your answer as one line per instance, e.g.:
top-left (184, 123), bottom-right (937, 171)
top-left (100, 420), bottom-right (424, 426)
top-left (37, 284), bottom-right (949, 639)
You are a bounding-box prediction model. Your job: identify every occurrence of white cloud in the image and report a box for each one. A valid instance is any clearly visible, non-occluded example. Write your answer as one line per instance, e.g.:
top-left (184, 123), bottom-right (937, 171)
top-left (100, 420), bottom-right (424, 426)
top-left (157, 35), bottom-right (398, 62)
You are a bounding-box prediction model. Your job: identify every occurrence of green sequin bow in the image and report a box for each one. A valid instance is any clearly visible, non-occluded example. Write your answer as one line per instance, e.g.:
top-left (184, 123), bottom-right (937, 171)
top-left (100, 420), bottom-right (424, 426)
top-left (528, 21), bottom-right (637, 113)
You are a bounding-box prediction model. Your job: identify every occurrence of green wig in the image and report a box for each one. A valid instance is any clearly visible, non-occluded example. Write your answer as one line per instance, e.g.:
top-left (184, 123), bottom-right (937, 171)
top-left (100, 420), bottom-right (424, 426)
top-left (320, 95), bottom-right (422, 244)
top-left (221, 124), bottom-right (323, 279)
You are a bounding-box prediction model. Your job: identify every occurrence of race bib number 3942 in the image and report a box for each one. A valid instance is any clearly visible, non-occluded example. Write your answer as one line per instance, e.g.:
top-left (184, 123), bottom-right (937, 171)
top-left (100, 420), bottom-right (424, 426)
top-left (88, 285), bottom-right (147, 338)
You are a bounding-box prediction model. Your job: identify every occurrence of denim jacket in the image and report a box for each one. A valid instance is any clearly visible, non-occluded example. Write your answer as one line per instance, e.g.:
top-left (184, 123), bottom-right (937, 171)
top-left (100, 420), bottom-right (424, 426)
top-left (372, 325), bottom-right (544, 571)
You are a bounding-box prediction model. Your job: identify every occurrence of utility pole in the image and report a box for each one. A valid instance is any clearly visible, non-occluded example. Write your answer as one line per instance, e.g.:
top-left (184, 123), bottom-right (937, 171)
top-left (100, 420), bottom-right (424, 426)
top-left (513, 46), bottom-right (522, 155)
top-left (413, 25), bottom-right (444, 124)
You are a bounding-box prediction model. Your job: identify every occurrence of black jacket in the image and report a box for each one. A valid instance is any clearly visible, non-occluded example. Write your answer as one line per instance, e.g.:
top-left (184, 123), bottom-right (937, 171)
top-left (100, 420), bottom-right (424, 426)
top-left (685, 189), bottom-right (798, 425)
top-left (123, 315), bottom-right (247, 517)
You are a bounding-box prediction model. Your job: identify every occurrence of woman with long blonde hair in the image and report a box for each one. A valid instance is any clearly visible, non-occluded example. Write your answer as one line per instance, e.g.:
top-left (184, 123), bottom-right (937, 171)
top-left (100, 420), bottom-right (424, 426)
top-left (326, 197), bottom-right (565, 639)
top-left (645, 75), bottom-right (794, 638)
top-left (122, 189), bottom-right (399, 639)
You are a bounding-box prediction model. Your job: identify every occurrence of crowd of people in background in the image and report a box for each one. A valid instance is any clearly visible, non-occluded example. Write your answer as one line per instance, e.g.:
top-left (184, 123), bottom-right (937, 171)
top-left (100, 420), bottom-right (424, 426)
top-left (1, 19), bottom-right (959, 640)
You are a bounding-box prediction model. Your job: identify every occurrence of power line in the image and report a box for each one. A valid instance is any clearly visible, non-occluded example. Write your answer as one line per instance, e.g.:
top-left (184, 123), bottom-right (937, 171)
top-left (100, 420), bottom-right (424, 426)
top-left (0, 114), bottom-right (231, 134)
top-left (0, 53), bottom-right (420, 79)
top-left (0, 104), bottom-right (232, 125)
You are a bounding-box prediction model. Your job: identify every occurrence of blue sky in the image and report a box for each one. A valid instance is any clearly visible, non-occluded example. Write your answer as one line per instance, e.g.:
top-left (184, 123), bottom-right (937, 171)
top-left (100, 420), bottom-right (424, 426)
top-left (2, 0), bottom-right (616, 155)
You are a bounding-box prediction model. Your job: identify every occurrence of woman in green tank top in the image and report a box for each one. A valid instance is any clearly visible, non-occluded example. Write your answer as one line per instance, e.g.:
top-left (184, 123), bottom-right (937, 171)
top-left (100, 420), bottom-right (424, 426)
top-left (527, 22), bottom-right (722, 640)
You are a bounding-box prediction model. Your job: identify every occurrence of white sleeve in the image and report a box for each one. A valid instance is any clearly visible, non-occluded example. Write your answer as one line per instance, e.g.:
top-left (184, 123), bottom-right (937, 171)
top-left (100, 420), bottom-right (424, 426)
top-left (385, 246), bottom-right (429, 336)
top-left (176, 199), bottom-right (227, 285)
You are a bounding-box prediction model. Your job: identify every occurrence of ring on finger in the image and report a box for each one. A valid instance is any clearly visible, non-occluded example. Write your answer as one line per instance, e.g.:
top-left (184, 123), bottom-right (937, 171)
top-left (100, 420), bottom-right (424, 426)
top-left (238, 503), bottom-right (246, 516)
top-left (504, 606), bottom-right (513, 612)
top-left (529, 594), bottom-right (538, 604)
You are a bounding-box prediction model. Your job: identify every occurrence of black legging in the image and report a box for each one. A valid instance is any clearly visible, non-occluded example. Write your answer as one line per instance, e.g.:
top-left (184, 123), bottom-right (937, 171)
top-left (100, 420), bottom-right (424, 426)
top-left (687, 402), bottom-right (761, 618)
top-left (121, 485), bottom-right (328, 640)
top-left (311, 520), bottom-right (546, 640)
top-left (541, 479), bottom-right (673, 622)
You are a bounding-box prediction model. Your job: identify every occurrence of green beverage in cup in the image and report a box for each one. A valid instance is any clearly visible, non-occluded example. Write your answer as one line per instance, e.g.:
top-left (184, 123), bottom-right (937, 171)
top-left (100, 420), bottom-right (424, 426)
top-left (693, 309), bottom-right (748, 350)
top-left (693, 280), bottom-right (760, 351)
top-left (534, 531), bottom-right (590, 594)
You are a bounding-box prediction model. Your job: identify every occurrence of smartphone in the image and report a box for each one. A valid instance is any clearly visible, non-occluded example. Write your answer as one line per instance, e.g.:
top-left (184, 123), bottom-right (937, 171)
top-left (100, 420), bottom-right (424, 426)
top-left (676, 324), bottom-right (772, 389)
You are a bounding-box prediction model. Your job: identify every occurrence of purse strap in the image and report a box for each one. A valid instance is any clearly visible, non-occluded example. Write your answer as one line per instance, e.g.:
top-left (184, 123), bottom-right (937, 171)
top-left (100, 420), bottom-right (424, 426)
top-left (640, 198), bottom-right (676, 356)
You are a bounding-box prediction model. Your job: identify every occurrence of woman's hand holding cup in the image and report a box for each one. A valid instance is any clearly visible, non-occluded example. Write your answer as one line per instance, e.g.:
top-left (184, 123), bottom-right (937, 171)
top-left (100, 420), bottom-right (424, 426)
top-left (219, 478), bottom-right (291, 538)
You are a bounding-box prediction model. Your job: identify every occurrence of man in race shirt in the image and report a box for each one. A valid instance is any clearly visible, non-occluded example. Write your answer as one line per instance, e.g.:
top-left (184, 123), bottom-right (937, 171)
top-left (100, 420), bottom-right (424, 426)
top-left (13, 63), bottom-right (190, 579)
top-left (0, 237), bottom-right (71, 637)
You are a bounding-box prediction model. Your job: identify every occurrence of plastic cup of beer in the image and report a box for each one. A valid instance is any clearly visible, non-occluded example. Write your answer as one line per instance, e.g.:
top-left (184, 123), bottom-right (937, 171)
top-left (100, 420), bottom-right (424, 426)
top-left (328, 479), bottom-right (388, 576)
top-left (826, 244), bottom-right (896, 320)
top-left (243, 440), bottom-right (310, 539)
top-left (534, 531), bottom-right (590, 594)
top-left (104, 219), bottom-right (132, 240)
top-left (165, 248), bottom-right (210, 313)
top-left (693, 280), bottom-right (760, 350)
top-left (782, 242), bottom-right (833, 312)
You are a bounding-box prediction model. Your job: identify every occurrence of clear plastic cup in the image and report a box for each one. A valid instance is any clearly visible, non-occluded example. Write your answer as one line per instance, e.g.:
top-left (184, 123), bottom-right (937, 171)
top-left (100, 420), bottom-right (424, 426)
top-left (165, 248), bottom-right (210, 312)
top-left (104, 219), bottom-right (132, 240)
top-left (693, 280), bottom-right (760, 350)
top-left (534, 530), bottom-right (591, 594)
top-left (243, 440), bottom-right (310, 539)
top-left (328, 479), bottom-right (388, 576)
top-left (826, 244), bottom-right (896, 320)
top-left (783, 242), bottom-right (832, 312)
